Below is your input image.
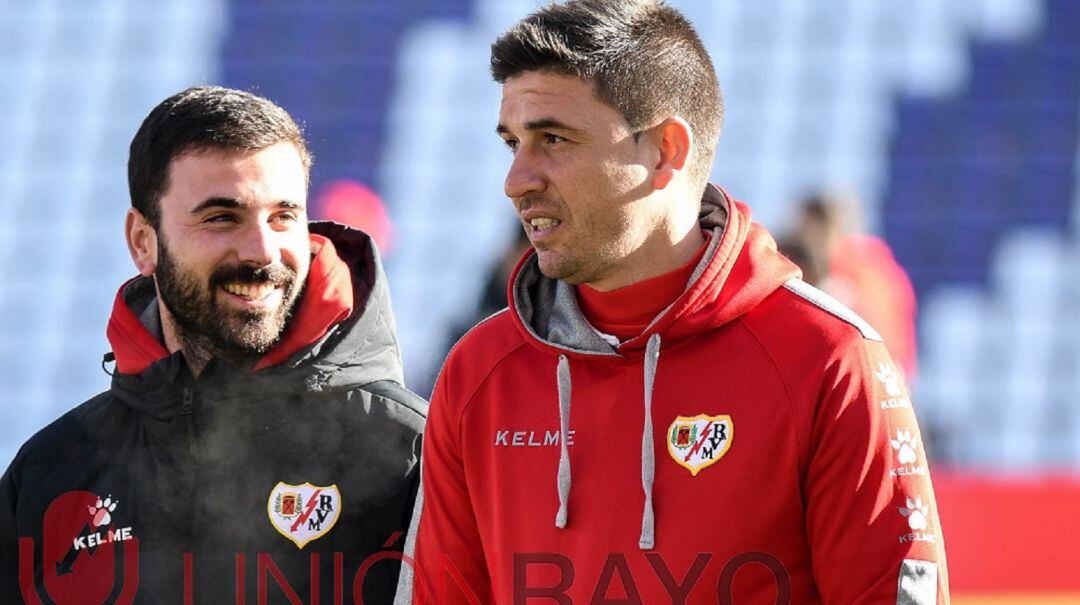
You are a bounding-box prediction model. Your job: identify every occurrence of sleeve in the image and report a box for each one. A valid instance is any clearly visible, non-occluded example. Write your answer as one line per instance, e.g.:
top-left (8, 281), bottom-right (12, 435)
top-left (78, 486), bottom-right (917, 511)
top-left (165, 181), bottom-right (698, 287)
top-left (395, 361), bottom-right (493, 605)
top-left (361, 424), bottom-right (425, 604)
top-left (804, 337), bottom-right (949, 604)
top-left (0, 459), bottom-right (22, 602)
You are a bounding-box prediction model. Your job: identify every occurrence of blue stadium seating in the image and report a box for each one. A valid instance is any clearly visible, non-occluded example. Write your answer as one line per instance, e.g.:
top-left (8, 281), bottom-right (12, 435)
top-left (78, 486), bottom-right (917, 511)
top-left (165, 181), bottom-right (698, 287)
top-left (885, 0), bottom-right (1079, 297)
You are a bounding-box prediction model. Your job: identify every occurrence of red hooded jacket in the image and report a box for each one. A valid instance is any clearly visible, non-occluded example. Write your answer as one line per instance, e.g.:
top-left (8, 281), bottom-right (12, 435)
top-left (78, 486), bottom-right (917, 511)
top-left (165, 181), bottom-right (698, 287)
top-left (397, 186), bottom-right (948, 604)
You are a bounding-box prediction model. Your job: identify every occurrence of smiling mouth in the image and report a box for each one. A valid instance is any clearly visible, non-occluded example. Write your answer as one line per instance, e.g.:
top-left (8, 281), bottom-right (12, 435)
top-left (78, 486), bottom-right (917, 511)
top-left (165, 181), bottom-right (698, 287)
top-left (221, 282), bottom-right (279, 301)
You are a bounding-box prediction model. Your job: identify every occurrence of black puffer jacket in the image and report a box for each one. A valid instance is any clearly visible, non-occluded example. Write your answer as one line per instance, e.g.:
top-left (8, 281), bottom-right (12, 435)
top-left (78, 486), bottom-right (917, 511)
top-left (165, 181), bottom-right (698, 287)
top-left (0, 223), bottom-right (426, 604)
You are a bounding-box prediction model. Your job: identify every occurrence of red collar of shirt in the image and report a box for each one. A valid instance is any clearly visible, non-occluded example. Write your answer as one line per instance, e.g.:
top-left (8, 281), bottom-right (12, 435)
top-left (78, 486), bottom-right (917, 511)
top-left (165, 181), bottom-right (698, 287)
top-left (576, 236), bottom-right (710, 341)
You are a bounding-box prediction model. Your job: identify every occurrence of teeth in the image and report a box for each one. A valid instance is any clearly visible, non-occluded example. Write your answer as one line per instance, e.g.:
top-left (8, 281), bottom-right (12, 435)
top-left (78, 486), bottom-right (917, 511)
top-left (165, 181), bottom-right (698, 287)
top-left (530, 218), bottom-right (560, 230)
top-left (223, 283), bottom-right (276, 300)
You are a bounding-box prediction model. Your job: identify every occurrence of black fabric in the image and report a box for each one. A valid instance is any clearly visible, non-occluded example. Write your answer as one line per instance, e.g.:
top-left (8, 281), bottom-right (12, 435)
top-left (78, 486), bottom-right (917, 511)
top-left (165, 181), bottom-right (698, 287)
top-left (0, 223), bottom-right (426, 604)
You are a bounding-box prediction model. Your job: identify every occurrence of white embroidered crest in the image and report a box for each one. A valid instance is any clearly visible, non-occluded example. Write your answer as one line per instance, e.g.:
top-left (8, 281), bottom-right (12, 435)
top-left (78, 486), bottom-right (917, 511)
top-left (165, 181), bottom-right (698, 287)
top-left (267, 482), bottom-right (342, 549)
top-left (666, 414), bottom-right (733, 476)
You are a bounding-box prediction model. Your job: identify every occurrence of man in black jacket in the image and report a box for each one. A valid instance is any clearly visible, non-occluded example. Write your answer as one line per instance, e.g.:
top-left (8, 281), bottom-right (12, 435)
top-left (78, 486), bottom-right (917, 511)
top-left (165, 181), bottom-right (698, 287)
top-left (0, 86), bottom-right (426, 603)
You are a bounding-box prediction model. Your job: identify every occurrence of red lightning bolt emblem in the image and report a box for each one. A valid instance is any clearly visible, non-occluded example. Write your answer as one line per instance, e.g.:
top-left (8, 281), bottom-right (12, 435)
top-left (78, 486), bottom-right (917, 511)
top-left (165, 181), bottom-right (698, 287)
top-left (290, 489), bottom-right (322, 533)
top-left (684, 421), bottom-right (715, 462)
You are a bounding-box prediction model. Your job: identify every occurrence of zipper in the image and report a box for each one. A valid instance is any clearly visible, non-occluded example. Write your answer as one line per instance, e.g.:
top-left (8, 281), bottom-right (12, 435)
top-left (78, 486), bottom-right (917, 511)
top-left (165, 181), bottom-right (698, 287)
top-left (180, 386), bottom-right (194, 415)
top-left (179, 383), bottom-right (200, 559)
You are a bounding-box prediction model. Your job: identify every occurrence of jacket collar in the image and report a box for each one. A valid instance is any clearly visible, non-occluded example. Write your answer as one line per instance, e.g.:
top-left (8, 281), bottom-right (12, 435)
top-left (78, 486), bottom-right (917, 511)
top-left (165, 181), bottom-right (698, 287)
top-left (508, 185), bottom-right (800, 359)
top-left (107, 232), bottom-right (353, 376)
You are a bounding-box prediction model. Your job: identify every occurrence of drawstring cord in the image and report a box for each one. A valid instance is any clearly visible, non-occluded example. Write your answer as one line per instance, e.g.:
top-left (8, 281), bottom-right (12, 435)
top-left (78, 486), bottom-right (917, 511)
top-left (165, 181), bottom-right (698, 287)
top-left (555, 354), bottom-right (572, 528)
top-left (639, 333), bottom-right (661, 549)
top-left (552, 335), bottom-right (662, 550)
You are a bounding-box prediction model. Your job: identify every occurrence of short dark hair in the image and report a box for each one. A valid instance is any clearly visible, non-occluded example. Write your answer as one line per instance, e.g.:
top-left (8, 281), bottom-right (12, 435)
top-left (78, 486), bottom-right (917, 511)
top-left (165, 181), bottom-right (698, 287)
top-left (491, 0), bottom-right (722, 190)
top-left (128, 86), bottom-right (312, 228)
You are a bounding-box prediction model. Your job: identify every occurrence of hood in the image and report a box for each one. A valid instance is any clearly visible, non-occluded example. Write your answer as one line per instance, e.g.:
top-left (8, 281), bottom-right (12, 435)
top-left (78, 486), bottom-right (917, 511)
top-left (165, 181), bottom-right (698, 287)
top-left (506, 185), bottom-right (800, 551)
top-left (509, 184), bottom-right (800, 359)
top-left (105, 221), bottom-right (405, 398)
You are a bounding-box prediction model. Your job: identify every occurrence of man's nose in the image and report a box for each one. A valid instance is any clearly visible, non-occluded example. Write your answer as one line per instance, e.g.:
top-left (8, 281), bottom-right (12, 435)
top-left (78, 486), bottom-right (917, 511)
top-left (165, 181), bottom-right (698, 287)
top-left (504, 147), bottom-right (546, 201)
top-left (236, 222), bottom-right (279, 267)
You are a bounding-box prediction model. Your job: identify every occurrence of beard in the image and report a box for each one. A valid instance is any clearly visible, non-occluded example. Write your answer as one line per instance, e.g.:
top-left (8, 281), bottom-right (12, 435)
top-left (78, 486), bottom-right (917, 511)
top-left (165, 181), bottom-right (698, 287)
top-left (154, 235), bottom-right (305, 366)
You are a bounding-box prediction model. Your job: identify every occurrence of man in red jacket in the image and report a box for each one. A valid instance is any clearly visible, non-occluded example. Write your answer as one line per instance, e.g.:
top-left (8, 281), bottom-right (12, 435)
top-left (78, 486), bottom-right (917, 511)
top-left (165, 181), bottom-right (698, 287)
top-left (396, 1), bottom-right (948, 603)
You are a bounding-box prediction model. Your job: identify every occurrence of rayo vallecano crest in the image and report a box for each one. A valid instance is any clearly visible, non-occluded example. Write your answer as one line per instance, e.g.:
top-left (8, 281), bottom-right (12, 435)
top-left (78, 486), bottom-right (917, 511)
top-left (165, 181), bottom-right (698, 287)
top-left (667, 414), bottom-right (733, 476)
top-left (267, 482), bottom-right (342, 548)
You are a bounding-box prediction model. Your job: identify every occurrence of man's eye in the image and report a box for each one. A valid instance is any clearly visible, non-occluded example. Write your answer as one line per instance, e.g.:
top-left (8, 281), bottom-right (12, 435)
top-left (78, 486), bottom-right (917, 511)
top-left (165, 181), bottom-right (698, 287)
top-left (205, 214), bottom-right (235, 223)
top-left (544, 133), bottom-right (567, 145)
top-left (273, 211), bottom-right (300, 223)
top-left (502, 138), bottom-right (519, 153)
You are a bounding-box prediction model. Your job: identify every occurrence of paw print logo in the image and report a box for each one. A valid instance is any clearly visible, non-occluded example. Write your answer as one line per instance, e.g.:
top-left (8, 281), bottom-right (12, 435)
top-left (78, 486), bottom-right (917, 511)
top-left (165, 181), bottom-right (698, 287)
top-left (898, 496), bottom-right (929, 531)
top-left (890, 428), bottom-right (919, 465)
top-left (874, 362), bottom-right (903, 397)
top-left (88, 495), bottom-right (118, 527)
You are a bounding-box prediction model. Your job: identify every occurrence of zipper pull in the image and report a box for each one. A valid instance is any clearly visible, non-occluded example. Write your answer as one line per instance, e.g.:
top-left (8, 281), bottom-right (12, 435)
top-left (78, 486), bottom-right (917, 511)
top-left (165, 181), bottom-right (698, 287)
top-left (180, 387), bottom-right (194, 415)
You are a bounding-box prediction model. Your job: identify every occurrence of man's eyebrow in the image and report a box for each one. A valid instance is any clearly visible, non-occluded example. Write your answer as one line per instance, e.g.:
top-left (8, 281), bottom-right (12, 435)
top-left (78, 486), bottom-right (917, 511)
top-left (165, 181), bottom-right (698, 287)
top-left (191, 197), bottom-right (243, 214)
top-left (190, 198), bottom-right (305, 214)
top-left (496, 118), bottom-right (583, 136)
top-left (525, 118), bottom-right (581, 133)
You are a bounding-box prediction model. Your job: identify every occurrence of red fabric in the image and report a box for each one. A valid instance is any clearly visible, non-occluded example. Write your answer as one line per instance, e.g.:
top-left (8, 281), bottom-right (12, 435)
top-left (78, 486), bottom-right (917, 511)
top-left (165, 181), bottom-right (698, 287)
top-left (107, 233), bottom-right (353, 375)
top-left (575, 237), bottom-right (708, 341)
top-left (408, 196), bottom-right (949, 603)
top-left (106, 280), bottom-right (171, 375)
top-left (934, 471), bottom-right (1080, 592)
top-left (827, 234), bottom-right (918, 382)
top-left (251, 234), bottom-right (353, 370)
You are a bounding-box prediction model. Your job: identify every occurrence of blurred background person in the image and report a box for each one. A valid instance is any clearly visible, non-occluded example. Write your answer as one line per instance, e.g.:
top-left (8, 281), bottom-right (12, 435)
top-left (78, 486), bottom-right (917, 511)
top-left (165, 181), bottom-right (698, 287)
top-left (313, 178), bottom-right (396, 256)
top-left (783, 190), bottom-right (919, 382)
top-left (420, 223), bottom-right (528, 396)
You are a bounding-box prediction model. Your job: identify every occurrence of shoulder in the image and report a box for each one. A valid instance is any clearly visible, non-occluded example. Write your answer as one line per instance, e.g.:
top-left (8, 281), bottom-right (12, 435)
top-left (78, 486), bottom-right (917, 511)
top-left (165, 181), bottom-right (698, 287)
top-left (442, 308), bottom-right (528, 381)
top-left (429, 308), bottom-right (532, 420)
top-left (777, 278), bottom-right (882, 341)
top-left (5, 390), bottom-right (118, 479)
top-left (20, 390), bottom-right (119, 454)
top-left (738, 280), bottom-right (901, 458)
top-left (737, 279), bottom-right (887, 408)
top-left (454, 308), bottom-right (521, 353)
top-left (741, 278), bottom-right (881, 357)
top-left (353, 380), bottom-right (428, 434)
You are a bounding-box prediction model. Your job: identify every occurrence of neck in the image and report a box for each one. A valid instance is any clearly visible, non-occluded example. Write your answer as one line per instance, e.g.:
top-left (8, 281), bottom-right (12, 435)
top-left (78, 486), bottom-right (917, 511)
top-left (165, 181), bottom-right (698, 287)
top-left (586, 221), bottom-right (706, 292)
top-left (159, 305), bottom-right (211, 377)
top-left (576, 233), bottom-right (709, 341)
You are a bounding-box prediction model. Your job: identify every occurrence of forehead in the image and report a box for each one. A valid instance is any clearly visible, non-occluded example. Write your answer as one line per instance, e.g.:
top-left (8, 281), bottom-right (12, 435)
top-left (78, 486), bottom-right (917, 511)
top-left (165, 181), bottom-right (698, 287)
top-left (498, 71), bottom-right (627, 131)
top-left (163, 142), bottom-right (308, 208)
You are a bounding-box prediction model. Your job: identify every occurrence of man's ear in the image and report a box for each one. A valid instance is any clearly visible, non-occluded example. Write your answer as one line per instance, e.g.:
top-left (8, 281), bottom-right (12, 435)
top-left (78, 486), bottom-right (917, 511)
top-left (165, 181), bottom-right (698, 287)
top-left (125, 208), bottom-right (158, 277)
top-left (651, 116), bottom-right (693, 191)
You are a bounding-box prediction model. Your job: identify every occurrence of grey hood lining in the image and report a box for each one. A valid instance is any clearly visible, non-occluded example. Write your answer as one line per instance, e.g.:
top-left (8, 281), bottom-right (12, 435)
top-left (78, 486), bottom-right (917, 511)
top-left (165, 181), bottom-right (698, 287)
top-left (514, 269), bottom-right (619, 356)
